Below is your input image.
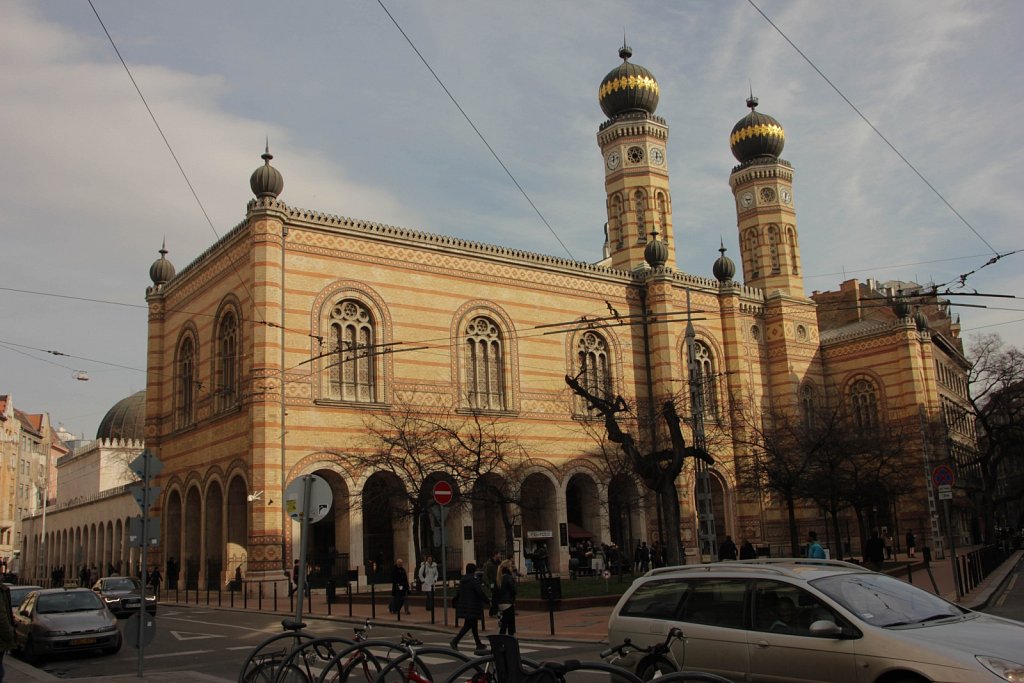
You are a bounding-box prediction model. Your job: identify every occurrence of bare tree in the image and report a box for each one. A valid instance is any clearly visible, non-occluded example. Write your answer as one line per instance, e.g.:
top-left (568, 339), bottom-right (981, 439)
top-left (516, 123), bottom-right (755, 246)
top-left (964, 335), bottom-right (1024, 540)
top-left (565, 374), bottom-right (711, 566)
top-left (358, 398), bottom-right (530, 568)
top-left (732, 400), bottom-right (819, 556)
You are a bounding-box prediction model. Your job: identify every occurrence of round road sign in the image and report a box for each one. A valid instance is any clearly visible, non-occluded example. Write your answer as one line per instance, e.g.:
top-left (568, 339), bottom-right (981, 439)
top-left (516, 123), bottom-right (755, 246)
top-left (433, 480), bottom-right (454, 506)
top-left (932, 465), bottom-right (955, 488)
top-left (284, 474), bottom-right (333, 523)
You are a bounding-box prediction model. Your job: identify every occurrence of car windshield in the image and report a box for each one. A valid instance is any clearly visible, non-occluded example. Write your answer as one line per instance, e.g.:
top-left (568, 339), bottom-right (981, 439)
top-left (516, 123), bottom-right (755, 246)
top-left (103, 578), bottom-right (139, 591)
top-left (813, 573), bottom-right (966, 627)
top-left (9, 587), bottom-right (39, 606)
top-left (37, 592), bottom-right (104, 614)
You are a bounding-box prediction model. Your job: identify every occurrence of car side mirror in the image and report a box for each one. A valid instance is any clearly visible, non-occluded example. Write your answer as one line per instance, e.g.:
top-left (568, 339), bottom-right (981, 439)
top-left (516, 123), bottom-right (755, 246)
top-left (808, 620), bottom-right (843, 637)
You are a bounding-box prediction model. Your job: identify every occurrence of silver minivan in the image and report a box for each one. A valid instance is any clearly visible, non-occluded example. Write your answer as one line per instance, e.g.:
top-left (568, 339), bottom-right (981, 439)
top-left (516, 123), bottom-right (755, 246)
top-left (607, 558), bottom-right (1023, 682)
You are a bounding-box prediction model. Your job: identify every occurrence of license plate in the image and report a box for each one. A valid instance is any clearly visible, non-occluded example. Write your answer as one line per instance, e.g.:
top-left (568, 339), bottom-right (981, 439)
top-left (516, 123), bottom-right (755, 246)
top-left (124, 600), bottom-right (140, 606)
top-left (70, 637), bottom-right (97, 645)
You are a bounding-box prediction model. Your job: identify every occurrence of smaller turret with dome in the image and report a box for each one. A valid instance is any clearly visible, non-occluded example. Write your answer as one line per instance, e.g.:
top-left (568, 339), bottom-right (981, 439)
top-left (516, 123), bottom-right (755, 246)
top-left (713, 242), bottom-right (736, 283)
top-left (598, 44), bottom-right (660, 120)
top-left (149, 241), bottom-right (175, 286)
top-left (730, 95), bottom-right (785, 164)
top-left (250, 142), bottom-right (284, 199)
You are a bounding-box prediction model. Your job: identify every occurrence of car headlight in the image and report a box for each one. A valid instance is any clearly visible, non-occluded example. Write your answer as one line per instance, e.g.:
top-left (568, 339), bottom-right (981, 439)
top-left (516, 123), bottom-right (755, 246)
top-left (977, 656), bottom-right (1024, 682)
top-left (145, 595), bottom-right (156, 602)
top-left (103, 596), bottom-right (119, 603)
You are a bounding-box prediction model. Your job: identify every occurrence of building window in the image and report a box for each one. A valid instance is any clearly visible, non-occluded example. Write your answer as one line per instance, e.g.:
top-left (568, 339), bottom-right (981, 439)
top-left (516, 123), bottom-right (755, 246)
top-left (610, 194), bottom-right (624, 248)
top-left (768, 225), bottom-right (780, 273)
top-left (850, 378), bottom-right (878, 430)
top-left (634, 190), bottom-right (647, 243)
top-left (787, 227), bottom-right (798, 275)
top-left (800, 383), bottom-right (815, 429)
top-left (215, 310), bottom-right (239, 412)
top-left (328, 299), bottom-right (376, 403)
top-left (465, 315), bottom-right (505, 410)
top-left (656, 191), bottom-right (668, 235)
top-left (176, 336), bottom-right (196, 428)
top-left (688, 340), bottom-right (718, 419)
top-left (576, 331), bottom-right (612, 413)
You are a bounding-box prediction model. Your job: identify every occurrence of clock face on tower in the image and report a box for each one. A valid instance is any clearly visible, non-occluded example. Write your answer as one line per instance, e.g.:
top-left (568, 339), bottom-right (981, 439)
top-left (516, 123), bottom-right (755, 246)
top-left (606, 151), bottom-right (621, 170)
top-left (650, 147), bottom-right (665, 166)
top-left (781, 188), bottom-right (792, 205)
top-left (740, 191), bottom-right (754, 209)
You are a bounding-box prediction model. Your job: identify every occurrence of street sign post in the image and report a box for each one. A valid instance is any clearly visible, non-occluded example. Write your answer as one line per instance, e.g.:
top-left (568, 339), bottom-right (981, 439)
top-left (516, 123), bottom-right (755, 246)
top-left (432, 480), bottom-right (453, 506)
top-left (432, 480), bottom-right (454, 626)
top-left (127, 448), bottom-right (162, 677)
top-left (931, 464), bottom-right (960, 597)
top-left (284, 474), bottom-right (333, 625)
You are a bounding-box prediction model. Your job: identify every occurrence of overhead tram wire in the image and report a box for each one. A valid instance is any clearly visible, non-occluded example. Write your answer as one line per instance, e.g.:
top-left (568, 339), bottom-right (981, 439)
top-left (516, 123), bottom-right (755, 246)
top-left (747, 0), bottom-right (1001, 259)
top-left (87, 0), bottom-right (267, 327)
top-left (375, 0), bottom-right (576, 263)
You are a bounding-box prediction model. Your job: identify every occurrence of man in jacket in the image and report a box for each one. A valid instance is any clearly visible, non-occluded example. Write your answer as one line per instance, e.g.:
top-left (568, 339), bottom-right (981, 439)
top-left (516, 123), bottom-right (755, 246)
top-left (390, 558), bottom-right (411, 615)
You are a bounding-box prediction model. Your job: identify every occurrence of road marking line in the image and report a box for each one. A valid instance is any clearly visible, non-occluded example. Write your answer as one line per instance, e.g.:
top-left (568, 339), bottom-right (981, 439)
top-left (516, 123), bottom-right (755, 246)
top-left (170, 630), bottom-right (226, 640)
top-left (146, 649), bottom-right (213, 658)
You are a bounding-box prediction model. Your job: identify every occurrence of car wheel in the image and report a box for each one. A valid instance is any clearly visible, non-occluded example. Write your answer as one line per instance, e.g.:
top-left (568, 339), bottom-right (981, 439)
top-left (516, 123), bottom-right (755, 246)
top-left (638, 656), bottom-right (676, 680)
top-left (23, 636), bottom-right (40, 664)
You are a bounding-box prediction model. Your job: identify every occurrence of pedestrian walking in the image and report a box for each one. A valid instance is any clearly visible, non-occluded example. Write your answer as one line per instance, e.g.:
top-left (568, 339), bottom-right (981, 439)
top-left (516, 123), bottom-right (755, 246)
top-left (906, 530), bottom-right (916, 558)
top-left (718, 535), bottom-right (738, 561)
top-left (494, 559), bottom-right (518, 636)
top-left (390, 558), bottom-right (411, 615)
top-left (418, 555), bottom-right (438, 612)
top-left (806, 531), bottom-right (826, 559)
top-left (739, 537), bottom-right (757, 560)
top-left (450, 563), bottom-right (489, 653)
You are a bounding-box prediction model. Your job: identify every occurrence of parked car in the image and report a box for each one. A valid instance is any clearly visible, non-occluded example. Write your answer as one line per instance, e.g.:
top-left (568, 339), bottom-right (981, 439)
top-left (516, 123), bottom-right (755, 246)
top-left (13, 587), bottom-right (121, 663)
top-left (92, 576), bottom-right (157, 616)
top-left (607, 558), bottom-right (1024, 683)
top-left (4, 584), bottom-right (43, 612)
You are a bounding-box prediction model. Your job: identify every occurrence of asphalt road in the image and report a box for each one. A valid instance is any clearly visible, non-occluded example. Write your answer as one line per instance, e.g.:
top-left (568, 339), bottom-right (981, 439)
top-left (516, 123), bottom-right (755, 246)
top-left (32, 607), bottom-right (598, 681)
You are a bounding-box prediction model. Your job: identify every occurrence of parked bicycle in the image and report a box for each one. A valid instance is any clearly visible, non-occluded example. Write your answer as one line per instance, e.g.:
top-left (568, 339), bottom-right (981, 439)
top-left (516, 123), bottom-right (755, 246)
top-left (601, 627), bottom-right (732, 683)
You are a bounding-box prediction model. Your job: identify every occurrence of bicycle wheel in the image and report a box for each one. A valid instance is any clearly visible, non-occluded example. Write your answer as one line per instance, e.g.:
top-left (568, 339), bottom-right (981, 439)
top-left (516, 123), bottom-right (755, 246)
top-left (332, 653), bottom-right (383, 682)
top-left (241, 661), bottom-right (276, 683)
top-left (638, 656), bottom-right (676, 680)
top-left (374, 652), bottom-right (432, 683)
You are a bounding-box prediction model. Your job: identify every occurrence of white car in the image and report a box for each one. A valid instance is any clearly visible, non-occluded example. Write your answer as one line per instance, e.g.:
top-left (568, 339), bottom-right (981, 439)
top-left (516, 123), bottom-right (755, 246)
top-left (607, 558), bottom-right (1024, 682)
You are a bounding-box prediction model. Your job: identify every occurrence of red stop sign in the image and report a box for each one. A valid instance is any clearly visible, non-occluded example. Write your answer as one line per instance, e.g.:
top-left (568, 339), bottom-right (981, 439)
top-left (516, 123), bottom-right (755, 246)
top-left (433, 480), bottom-right (453, 506)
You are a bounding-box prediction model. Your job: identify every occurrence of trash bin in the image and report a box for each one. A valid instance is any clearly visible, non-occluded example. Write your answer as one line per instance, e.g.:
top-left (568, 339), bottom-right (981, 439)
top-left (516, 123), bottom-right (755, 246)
top-left (539, 577), bottom-right (562, 601)
top-left (326, 579), bottom-right (336, 604)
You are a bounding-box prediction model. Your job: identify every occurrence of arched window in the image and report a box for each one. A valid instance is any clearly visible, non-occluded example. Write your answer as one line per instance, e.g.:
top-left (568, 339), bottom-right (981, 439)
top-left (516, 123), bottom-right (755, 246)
top-left (799, 383), bottom-right (815, 429)
top-left (768, 225), bottom-right (780, 272)
top-left (610, 194), bottom-right (623, 248)
top-left (787, 226), bottom-right (799, 275)
top-left (688, 340), bottom-right (718, 419)
top-left (576, 331), bottom-right (612, 413)
top-left (215, 310), bottom-right (239, 412)
top-left (746, 228), bottom-right (760, 279)
top-left (656, 191), bottom-right (668, 235)
top-left (634, 190), bottom-right (647, 243)
top-left (850, 378), bottom-right (878, 430)
top-left (328, 299), bottom-right (376, 402)
top-left (176, 336), bottom-right (196, 428)
top-left (465, 316), bottom-right (505, 410)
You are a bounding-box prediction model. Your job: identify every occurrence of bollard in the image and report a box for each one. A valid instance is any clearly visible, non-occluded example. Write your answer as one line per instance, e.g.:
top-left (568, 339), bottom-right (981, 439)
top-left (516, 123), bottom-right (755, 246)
top-left (348, 582), bottom-right (353, 618)
top-left (905, 562), bottom-right (913, 584)
top-left (371, 581), bottom-right (376, 619)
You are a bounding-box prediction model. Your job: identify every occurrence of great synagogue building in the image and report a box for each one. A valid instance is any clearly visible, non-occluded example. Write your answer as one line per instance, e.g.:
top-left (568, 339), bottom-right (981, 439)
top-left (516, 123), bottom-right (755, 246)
top-left (23, 47), bottom-right (974, 589)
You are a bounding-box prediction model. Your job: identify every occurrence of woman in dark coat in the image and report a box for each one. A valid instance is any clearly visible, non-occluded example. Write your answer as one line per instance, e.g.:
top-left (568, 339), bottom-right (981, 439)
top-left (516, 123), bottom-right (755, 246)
top-left (450, 563), bottom-right (489, 652)
top-left (390, 558), bottom-right (411, 615)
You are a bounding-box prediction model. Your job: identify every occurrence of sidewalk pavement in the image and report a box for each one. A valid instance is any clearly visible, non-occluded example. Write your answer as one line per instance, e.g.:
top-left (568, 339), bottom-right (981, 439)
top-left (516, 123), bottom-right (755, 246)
top-left (8, 550), bottom-right (1021, 683)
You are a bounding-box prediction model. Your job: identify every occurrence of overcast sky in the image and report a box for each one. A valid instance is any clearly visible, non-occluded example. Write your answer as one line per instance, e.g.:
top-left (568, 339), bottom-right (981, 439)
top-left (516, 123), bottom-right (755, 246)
top-left (2, 0), bottom-right (1021, 439)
